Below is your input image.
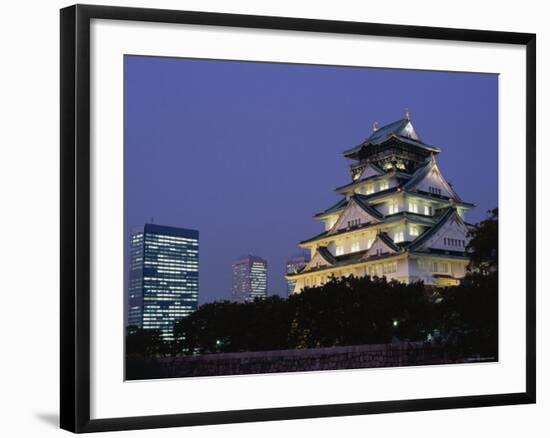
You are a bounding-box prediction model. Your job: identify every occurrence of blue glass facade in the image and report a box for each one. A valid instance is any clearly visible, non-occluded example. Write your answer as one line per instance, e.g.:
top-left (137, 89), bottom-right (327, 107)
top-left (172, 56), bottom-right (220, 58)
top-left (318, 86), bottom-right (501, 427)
top-left (127, 224), bottom-right (199, 340)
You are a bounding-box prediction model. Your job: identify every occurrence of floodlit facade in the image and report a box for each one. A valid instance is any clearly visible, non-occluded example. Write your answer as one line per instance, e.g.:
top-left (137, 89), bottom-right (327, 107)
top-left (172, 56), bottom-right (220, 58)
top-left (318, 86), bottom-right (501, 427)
top-left (232, 255), bottom-right (268, 303)
top-left (127, 223), bottom-right (199, 340)
top-left (287, 114), bottom-right (474, 293)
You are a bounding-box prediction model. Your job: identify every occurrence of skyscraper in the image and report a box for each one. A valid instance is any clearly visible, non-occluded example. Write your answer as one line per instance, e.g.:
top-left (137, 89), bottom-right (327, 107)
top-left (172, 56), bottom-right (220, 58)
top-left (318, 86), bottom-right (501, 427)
top-left (287, 114), bottom-right (474, 293)
top-left (232, 255), bottom-right (268, 303)
top-left (127, 223), bottom-right (199, 341)
top-left (285, 253), bottom-right (311, 296)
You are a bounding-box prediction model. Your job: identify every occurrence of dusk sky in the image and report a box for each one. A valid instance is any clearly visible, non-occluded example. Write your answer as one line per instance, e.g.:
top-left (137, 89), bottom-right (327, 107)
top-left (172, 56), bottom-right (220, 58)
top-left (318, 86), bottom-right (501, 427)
top-left (124, 55), bottom-right (498, 304)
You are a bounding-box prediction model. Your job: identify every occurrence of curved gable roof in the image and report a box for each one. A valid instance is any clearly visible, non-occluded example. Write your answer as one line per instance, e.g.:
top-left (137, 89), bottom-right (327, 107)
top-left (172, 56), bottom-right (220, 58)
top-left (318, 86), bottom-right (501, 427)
top-left (408, 207), bottom-right (460, 251)
top-left (403, 156), bottom-right (463, 202)
top-left (343, 118), bottom-right (441, 157)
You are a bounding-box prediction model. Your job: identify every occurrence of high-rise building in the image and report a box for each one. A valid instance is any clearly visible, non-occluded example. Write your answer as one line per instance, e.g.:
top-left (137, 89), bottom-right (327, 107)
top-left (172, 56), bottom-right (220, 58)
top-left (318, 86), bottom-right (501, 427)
top-left (285, 253), bottom-right (311, 296)
top-left (127, 223), bottom-right (199, 341)
top-left (232, 255), bottom-right (268, 303)
top-left (287, 114), bottom-right (474, 293)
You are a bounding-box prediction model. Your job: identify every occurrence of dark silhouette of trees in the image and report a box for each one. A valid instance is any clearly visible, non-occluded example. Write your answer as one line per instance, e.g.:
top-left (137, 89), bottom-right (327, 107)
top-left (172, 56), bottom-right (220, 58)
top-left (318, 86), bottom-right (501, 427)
top-left (173, 276), bottom-right (436, 355)
top-left (173, 296), bottom-right (294, 354)
top-left (287, 276), bottom-right (430, 348)
top-left (125, 326), bottom-right (171, 356)
top-left (467, 208), bottom-right (498, 274)
top-left (433, 272), bottom-right (498, 359)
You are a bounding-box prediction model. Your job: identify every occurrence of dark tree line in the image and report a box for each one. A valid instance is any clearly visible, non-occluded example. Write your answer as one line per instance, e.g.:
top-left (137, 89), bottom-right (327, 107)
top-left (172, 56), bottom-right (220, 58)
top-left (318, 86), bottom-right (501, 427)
top-left (126, 208), bottom-right (498, 360)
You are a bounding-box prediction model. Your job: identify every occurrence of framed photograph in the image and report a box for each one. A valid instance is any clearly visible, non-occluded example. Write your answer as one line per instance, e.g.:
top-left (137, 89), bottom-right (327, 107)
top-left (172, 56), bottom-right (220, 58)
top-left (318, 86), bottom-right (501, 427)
top-left (60, 4), bottom-right (536, 433)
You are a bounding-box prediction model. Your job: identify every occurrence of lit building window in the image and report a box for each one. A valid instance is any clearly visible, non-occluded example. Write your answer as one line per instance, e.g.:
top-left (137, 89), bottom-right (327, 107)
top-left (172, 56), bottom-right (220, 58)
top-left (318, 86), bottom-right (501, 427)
top-left (335, 246), bottom-right (344, 256)
top-left (365, 184), bottom-right (375, 195)
top-left (379, 180), bottom-right (389, 191)
top-left (424, 205), bottom-right (433, 216)
top-left (351, 242), bottom-right (360, 253)
top-left (408, 202), bottom-right (418, 213)
top-left (409, 226), bottom-right (419, 236)
top-left (429, 261), bottom-right (448, 273)
top-left (394, 231), bottom-right (404, 243)
top-left (382, 262), bottom-right (397, 275)
top-left (389, 203), bottom-right (399, 215)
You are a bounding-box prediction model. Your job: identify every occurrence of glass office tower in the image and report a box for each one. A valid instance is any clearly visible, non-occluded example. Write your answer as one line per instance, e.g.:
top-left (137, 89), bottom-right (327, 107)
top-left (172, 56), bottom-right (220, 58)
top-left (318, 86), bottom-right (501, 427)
top-left (231, 255), bottom-right (268, 303)
top-left (127, 224), bottom-right (199, 341)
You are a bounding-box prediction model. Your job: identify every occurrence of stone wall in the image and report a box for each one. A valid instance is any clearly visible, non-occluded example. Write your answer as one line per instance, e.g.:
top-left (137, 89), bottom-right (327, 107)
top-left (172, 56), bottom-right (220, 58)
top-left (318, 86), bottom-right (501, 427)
top-left (127, 341), bottom-right (482, 380)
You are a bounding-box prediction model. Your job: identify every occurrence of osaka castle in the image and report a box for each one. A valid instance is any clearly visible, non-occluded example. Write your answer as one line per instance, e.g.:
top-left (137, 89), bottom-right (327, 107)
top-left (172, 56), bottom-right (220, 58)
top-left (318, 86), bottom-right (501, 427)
top-left (287, 113), bottom-right (475, 293)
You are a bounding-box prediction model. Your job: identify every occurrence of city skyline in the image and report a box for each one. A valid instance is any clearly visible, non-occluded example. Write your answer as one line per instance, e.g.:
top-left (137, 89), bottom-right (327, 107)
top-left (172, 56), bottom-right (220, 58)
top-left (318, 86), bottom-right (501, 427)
top-left (125, 56), bottom-right (498, 304)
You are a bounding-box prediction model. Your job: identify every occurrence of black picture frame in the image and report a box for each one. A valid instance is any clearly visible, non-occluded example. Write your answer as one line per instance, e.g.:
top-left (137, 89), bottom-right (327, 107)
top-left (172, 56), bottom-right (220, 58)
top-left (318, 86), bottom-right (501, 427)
top-left (60, 4), bottom-right (536, 433)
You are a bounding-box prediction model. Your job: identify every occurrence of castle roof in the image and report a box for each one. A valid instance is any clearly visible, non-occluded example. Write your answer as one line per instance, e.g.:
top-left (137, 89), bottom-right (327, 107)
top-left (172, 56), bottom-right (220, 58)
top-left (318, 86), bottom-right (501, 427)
top-left (407, 207), bottom-right (457, 251)
top-left (343, 118), bottom-right (441, 159)
top-left (403, 156), bottom-right (464, 203)
top-left (300, 210), bottom-right (438, 245)
top-left (375, 232), bottom-right (401, 252)
top-left (334, 169), bottom-right (412, 193)
top-left (352, 195), bottom-right (385, 221)
top-left (313, 198), bottom-right (348, 218)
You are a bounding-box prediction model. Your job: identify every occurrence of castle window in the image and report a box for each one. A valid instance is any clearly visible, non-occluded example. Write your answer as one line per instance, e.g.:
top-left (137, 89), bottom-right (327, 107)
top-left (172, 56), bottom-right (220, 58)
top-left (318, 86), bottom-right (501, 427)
top-left (424, 205), bottom-right (433, 216)
top-left (394, 231), bottom-right (404, 243)
top-left (408, 202), bottom-right (419, 213)
top-left (335, 246), bottom-right (344, 256)
top-left (365, 184), bottom-right (375, 195)
top-left (444, 238), bottom-right (465, 248)
top-left (347, 218), bottom-right (361, 228)
top-left (389, 203), bottom-right (399, 215)
top-left (351, 242), bottom-right (360, 253)
top-left (429, 186), bottom-right (442, 196)
top-left (379, 180), bottom-right (389, 191)
top-left (409, 226), bottom-right (419, 236)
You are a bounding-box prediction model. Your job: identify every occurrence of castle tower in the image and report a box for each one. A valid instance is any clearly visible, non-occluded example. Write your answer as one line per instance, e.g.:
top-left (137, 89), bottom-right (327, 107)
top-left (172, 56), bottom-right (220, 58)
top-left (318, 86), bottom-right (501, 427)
top-left (287, 115), bottom-right (475, 292)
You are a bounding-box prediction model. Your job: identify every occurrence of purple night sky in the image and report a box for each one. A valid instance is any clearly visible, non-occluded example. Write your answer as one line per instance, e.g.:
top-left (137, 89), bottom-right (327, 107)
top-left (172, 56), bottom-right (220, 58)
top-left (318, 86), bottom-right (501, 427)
top-left (124, 55), bottom-right (498, 304)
